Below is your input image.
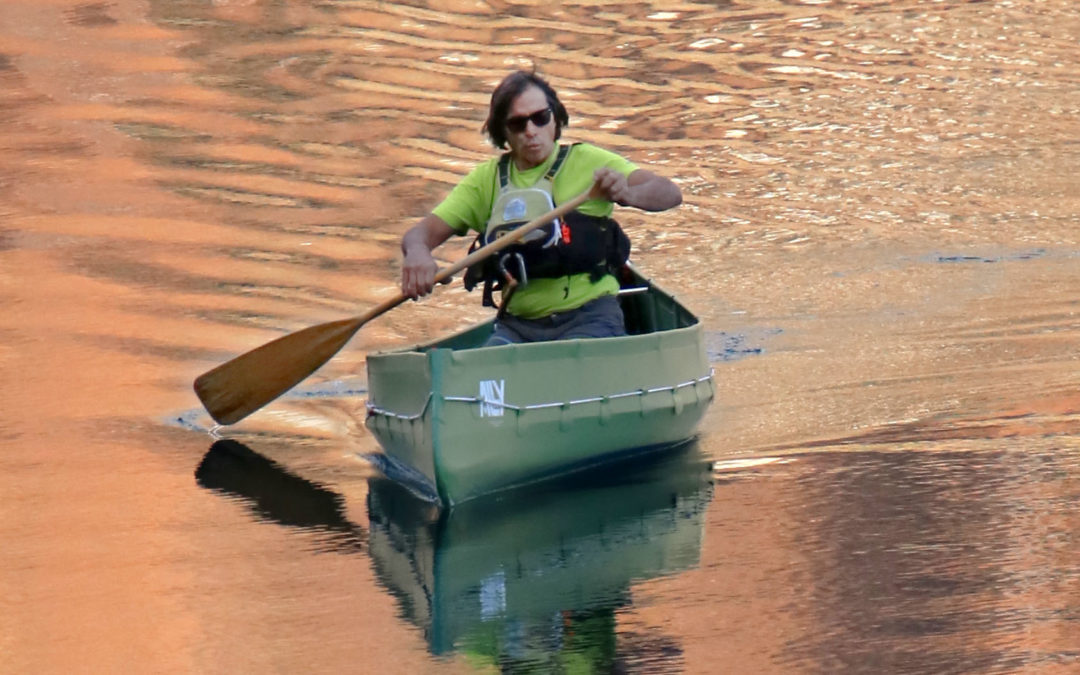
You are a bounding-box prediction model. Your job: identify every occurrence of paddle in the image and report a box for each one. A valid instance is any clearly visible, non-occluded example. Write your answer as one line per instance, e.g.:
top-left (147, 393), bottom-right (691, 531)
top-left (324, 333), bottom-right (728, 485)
top-left (194, 181), bottom-right (602, 425)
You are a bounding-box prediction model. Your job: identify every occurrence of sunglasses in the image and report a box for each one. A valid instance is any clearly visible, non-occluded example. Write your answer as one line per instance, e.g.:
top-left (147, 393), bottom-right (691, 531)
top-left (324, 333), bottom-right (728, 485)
top-left (505, 108), bottom-right (553, 134)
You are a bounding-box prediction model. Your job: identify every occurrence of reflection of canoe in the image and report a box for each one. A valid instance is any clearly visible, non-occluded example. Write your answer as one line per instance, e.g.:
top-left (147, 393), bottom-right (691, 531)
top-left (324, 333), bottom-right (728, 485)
top-left (363, 265), bottom-right (715, 506)
top-left (366, 447), bottom-right (713, 663)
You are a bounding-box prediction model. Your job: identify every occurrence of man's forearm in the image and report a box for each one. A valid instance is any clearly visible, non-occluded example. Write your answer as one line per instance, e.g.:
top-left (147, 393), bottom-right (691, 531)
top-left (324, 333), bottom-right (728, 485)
top-left (626, 171), bottom-right (682, 212)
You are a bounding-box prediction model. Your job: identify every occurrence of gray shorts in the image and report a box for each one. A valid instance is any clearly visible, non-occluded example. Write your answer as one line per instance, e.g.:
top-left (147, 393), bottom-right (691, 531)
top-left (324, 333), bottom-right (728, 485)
top-left (484, 295), bottom-right (626, 346)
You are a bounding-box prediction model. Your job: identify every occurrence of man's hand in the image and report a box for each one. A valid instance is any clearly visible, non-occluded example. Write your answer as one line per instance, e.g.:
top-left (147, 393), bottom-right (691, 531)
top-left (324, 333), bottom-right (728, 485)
top-left (400, 213), bottom-right (457, 299)
top-left (593, 167), bottom-right (634, 206)
top-left (402, 247), bottom-right (439, 299)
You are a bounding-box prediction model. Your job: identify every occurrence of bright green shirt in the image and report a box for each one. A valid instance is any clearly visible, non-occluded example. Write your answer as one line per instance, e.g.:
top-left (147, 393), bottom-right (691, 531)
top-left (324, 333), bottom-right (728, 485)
top-left (432, 143), bottom-right (637, 319)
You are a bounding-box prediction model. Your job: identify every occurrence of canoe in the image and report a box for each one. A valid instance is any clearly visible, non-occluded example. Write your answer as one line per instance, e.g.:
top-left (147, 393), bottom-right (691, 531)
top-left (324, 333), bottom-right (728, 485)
top-left (363, 264), bottom-right (714, 506)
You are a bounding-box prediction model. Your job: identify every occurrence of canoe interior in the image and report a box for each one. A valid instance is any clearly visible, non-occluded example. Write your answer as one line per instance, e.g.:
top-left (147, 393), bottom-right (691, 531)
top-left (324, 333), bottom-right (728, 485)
top-left (411, 266), bottom-right (699, 352)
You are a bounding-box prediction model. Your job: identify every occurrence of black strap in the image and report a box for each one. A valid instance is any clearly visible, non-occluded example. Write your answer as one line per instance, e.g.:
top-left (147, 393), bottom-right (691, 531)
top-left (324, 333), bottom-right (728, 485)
top-left (545, 143), bottom-right (572, 181)
top-left (497, 153), bottom-right (512, 189)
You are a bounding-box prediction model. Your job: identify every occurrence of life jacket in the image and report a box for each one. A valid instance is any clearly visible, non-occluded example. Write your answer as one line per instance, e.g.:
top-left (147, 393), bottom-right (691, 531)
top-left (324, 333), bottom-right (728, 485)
top-left (462, 144), bottom-right (631, 308)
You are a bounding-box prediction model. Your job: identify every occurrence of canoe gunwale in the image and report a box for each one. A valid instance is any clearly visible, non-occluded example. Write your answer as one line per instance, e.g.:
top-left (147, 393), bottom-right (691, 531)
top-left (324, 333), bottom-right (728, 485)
top-left (365, 392), bottom-right (433, 421)
top-left (366, 369), bottom-right (713, 419)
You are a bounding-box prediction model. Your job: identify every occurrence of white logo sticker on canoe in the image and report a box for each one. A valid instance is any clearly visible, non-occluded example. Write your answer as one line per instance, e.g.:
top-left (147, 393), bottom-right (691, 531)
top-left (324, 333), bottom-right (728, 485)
top-left (479, 379), bottom-right (505, 417)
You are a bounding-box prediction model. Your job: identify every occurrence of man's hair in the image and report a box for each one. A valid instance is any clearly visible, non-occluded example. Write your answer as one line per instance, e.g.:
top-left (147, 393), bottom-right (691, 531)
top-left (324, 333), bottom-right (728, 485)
top-left (482, 70), bottom-right (569, 150)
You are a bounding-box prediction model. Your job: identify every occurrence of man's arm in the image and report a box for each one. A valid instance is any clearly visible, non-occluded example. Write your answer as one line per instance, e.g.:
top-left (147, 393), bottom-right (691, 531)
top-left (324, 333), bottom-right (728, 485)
top-left (401, 213), bottom-right (457, 298)
top-left (594, 168), bottom-right (682, 212)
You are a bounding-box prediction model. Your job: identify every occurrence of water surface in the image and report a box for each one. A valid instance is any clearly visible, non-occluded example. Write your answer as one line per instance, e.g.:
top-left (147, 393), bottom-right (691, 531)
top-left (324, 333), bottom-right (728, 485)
top-left (2, 0), bottom-right (1078, 672)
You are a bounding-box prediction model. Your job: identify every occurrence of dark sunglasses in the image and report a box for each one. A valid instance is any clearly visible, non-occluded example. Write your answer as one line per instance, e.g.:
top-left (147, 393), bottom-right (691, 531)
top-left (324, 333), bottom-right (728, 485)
top-left (505, 108), bottom-right (553, 133)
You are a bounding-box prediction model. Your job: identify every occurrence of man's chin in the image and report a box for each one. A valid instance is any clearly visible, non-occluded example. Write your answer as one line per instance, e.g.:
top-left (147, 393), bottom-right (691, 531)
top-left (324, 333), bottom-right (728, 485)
top-left (525, 146), bottom-right (550, 162)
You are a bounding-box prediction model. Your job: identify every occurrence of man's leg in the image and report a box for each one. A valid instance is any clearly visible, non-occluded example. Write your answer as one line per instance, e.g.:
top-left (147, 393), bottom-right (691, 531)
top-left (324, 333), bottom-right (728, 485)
top-left (558, 295), bottom-right (627, 340)
top-left (483, 320), bottom-right (526, 346)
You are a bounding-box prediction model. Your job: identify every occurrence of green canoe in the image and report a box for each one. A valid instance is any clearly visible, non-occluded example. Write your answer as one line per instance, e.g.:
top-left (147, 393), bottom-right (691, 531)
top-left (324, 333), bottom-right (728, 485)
top-left (364, 265), bottom-right (714, 506)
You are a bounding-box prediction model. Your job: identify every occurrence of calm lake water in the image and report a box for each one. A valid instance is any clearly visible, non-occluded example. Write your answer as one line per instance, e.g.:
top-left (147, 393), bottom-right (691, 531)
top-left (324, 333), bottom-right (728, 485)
top-left (2, 0), bottom-right (1078, 672)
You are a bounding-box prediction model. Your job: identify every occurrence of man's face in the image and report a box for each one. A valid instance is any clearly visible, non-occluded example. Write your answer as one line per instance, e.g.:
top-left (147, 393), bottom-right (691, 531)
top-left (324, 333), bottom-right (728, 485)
top-left (505, 85), bottom-right (556, 170)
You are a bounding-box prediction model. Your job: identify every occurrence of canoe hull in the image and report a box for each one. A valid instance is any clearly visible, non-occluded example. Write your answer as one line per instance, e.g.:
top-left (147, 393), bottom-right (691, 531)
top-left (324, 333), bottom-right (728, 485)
top-left (364, 269), bottom-right (714, 506)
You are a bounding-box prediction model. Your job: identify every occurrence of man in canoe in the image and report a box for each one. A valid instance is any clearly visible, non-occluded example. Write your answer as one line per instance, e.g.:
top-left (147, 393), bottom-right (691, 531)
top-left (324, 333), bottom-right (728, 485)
top-left (400, 70), bottom-right (682, 345)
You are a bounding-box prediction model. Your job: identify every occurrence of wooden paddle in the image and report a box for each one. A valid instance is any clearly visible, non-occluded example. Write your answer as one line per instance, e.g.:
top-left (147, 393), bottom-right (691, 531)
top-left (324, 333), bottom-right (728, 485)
top-left (194, 181), bottom-right (602, 425)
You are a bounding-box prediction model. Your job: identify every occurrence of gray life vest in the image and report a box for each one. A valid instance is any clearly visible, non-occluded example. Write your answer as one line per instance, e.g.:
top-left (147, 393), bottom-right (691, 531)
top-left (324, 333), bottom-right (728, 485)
top-left (463, 144), bottom-right (631, 307)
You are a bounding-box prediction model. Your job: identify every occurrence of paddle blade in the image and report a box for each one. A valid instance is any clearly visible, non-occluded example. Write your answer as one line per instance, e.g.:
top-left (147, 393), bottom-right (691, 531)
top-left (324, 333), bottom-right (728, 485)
top-left (194, 316), bottom-right (365, 425)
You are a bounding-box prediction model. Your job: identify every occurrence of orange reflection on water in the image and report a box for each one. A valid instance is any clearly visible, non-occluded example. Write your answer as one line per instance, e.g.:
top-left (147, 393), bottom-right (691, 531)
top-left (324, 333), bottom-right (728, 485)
top-left (1, 0), bottom-right (1078, 671)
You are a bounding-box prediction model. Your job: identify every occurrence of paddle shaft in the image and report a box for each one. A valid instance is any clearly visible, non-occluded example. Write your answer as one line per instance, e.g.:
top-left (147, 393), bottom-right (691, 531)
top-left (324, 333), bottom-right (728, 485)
top-left (194, 183), bottom-right (600, 425)
top-left (331, 184), bottom-right (598, 346)
top-left (367, 184), bottom-right (597, 316)
top-left (431, 185), bottom-right (597, 284)
top-left (318, 183), bottom-right (600, 338)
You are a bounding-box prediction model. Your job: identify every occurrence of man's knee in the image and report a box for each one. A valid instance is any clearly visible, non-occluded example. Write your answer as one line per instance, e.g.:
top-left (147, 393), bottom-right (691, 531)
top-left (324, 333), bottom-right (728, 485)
top-left (483, 322), bottom-right (524, 347)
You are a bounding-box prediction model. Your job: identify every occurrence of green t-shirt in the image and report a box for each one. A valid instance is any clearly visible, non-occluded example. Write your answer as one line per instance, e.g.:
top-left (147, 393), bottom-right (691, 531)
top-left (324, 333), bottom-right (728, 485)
top-left (432, 143), bottom-right (638, 319)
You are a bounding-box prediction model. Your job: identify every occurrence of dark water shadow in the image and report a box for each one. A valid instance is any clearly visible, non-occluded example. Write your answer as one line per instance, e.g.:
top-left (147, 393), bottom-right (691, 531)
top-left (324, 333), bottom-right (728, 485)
top-left (773, 446), bottom-right (1080, 673)
top-left (194, 439), bottom-right (366, 553)
top-left (366, 444), bottom-right (714, 671)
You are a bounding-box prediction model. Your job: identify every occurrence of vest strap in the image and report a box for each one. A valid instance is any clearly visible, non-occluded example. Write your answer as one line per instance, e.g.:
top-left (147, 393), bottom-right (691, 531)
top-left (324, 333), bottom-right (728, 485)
top-left (497, 144), bottom-right (574, 192)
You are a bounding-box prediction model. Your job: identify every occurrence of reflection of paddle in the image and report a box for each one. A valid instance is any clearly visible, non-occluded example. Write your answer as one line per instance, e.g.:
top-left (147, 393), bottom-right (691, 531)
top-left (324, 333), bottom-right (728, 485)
top-left (196, 440), bottom-right (365, 552)
top-left (195, 182), bottom-right (602, 425)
